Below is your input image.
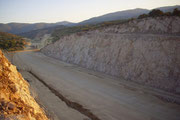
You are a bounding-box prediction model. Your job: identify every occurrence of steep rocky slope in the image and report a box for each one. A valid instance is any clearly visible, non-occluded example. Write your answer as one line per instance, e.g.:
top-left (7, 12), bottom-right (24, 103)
top-left (41, 16), bottom-right (180, 94)
top-left (0, 50), bottom-right (48, 120)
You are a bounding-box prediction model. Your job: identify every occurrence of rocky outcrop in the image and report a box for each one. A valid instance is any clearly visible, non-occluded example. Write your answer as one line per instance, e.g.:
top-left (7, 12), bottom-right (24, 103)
top-left (0, 50), bottom-right (48, 120)
top-left (100, 16), bottom-right (180, 34)
top-left (41, 17), bottom-right (180, 93)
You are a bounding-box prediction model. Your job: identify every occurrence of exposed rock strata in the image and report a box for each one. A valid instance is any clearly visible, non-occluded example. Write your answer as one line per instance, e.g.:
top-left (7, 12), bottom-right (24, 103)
top-left (41, 17), bottom-right (180, 93)
top-left (0, 50), bottom-right (48, 120)
top-left (99, 16), bottom-right (180, 34)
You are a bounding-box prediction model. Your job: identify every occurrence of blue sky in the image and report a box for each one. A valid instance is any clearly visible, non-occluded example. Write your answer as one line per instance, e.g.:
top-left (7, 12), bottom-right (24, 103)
top-left (0, 0), bottom-right (180, 23)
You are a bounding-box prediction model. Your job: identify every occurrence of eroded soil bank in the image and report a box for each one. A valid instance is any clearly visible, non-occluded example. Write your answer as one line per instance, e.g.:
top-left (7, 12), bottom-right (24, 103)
top-left (0, 50), bottom-right (48, 120)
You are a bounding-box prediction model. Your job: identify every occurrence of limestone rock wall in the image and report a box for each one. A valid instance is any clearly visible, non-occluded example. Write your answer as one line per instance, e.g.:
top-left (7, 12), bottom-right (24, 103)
top-left (96, 16), bottom-right (180, 34)
top-left (0, 50), bottom-right (48, 120)
top-left (41, 17), bottom-right (180, 93)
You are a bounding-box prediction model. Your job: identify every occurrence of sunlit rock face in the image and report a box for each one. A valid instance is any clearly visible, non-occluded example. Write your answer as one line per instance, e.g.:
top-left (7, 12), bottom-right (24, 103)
top-left (41, 17), bottom-right (180, 93)
top-left (0, 50), bottom-right (48, 120)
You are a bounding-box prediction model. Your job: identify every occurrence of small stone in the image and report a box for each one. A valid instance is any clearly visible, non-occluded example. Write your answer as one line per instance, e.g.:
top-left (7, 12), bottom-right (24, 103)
top-left (7, 102), bottom-right (15, 110)
top-left (10, 84), bottom-right (18, 93)
top-left (1, 100), bottom-right (6, 106)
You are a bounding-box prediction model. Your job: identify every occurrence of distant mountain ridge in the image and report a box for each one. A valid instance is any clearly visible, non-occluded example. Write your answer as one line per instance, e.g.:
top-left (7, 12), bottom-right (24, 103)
top-left (18, 25), bottom-right (66, 39)
top-left (157, 5), bottom-right (180, 12)
top-left (78, 8), bottom-right (149, 25)
top-left (0, 21), bottom-right (74, 34)
top-left (0, 5), bottom-right (179, 35)
top-left (78, 5), bottom-right (180, 25)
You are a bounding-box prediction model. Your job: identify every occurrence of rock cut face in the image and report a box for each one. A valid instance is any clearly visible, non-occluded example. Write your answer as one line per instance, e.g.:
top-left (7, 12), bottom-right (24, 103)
top-left (41, 17), bottom-right (180, 93)
top-left (0, 50), bottom-right (48, 120)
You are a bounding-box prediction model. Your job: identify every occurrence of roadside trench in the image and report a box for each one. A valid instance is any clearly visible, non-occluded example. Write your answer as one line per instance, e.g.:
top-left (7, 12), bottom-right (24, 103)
top-left (27, 70), bottom-right (101, 120)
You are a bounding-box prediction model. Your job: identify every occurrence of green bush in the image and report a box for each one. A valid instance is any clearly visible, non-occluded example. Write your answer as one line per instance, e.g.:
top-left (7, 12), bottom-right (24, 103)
top-left (138, 8), bottom-right (180, 19)
top-left (148, 9), bottom-right (164, 17)
top-left (172, 8), bottom-right (180, 16)
top-left (138, 14), bottom-right (148, 19)
top-left (0, 32), bottom-right (27, 51)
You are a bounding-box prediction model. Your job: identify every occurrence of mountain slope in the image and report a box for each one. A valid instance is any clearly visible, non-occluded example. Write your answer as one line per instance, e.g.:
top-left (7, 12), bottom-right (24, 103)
top-left (0, 21), bottom-right (73, 34)
top-left (0, 5), bottom-right (179, 35)
top-left (157, 5), bottom-right (180, 12)
top-left (0, 32), bottom-right (27, 51)
top-left (78, 5), bottom-right (180, 25)
top-left (18, 25), bottom-right (66, 39)
top-left (79, 8), bottom-right (149, 25)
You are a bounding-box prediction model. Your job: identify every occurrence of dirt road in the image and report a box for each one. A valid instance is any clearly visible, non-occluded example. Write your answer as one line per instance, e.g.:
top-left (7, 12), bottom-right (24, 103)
top-left (9, 51), bottom-right (180, 120)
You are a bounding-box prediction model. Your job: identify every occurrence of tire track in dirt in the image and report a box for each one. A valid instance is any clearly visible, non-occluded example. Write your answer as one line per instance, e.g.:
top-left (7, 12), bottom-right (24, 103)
top-left (28, 71), bottom-right (101, 120)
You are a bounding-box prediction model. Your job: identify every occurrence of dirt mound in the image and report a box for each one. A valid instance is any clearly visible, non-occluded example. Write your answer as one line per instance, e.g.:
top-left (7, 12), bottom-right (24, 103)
top-left (0, 50), bottom-right (48, 120)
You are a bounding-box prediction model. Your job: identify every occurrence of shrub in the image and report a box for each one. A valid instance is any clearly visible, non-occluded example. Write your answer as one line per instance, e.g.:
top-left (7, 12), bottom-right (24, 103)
top-left (148, 9), bottom-right (164, 17)
top-left (172, 8), bottom-right (180, 16)
top-left (0, 32), bottom-right (27, 51)
top-left (138, 14), bottom-right (148, 19)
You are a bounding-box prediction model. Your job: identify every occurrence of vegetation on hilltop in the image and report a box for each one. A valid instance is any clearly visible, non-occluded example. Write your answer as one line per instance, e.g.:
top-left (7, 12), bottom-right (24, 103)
top-left (51, 8), bottom-right (180, 42)
top-left (78, 5), bottom-right (180, 25)
top-left (0, 32), bottom-right (27, 51)
top-left (138, 8), bottom-right (180, 19)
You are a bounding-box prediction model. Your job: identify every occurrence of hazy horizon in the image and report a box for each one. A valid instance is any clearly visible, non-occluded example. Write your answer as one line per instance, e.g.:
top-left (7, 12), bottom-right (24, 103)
top-left (0, 0), bottom-right (180, 24)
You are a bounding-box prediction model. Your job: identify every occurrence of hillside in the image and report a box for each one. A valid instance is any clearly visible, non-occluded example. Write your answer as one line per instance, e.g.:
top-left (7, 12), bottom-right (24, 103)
top-left (0, 50), bottom-right (48, 120)
top-left (51, 7), bottom-right (180, 42)
top-left (18, 20), bottom-right (131, 49)
top-left (41, 16), bottom-right (180, 94)
top-left (29, 5), bottom-right (180, 44)
top-left (79, 8), bottom-right (149, 25)
top-left (0, 21), bottom-right (73, 34)
top-left (51, 19), bottom-right (130, 42)
top-left (0, 32), bottom-right (27, 51)
top-left (78, 5), bottom-right (180, 25)
top-left (0, 5), bottom-right (179, 35)
top-left (18, 25), bottom-right (66, 39)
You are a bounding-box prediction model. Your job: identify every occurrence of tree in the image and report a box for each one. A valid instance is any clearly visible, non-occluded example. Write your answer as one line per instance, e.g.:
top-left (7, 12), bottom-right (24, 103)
top-left (172, 8), bottom-right (180, 16)
top-left (164, 12), bottom-right (172, 16)
top-left (138, 14), bottom-right (148, 19)
top-left (148, 9), bottom-right (164, 17)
